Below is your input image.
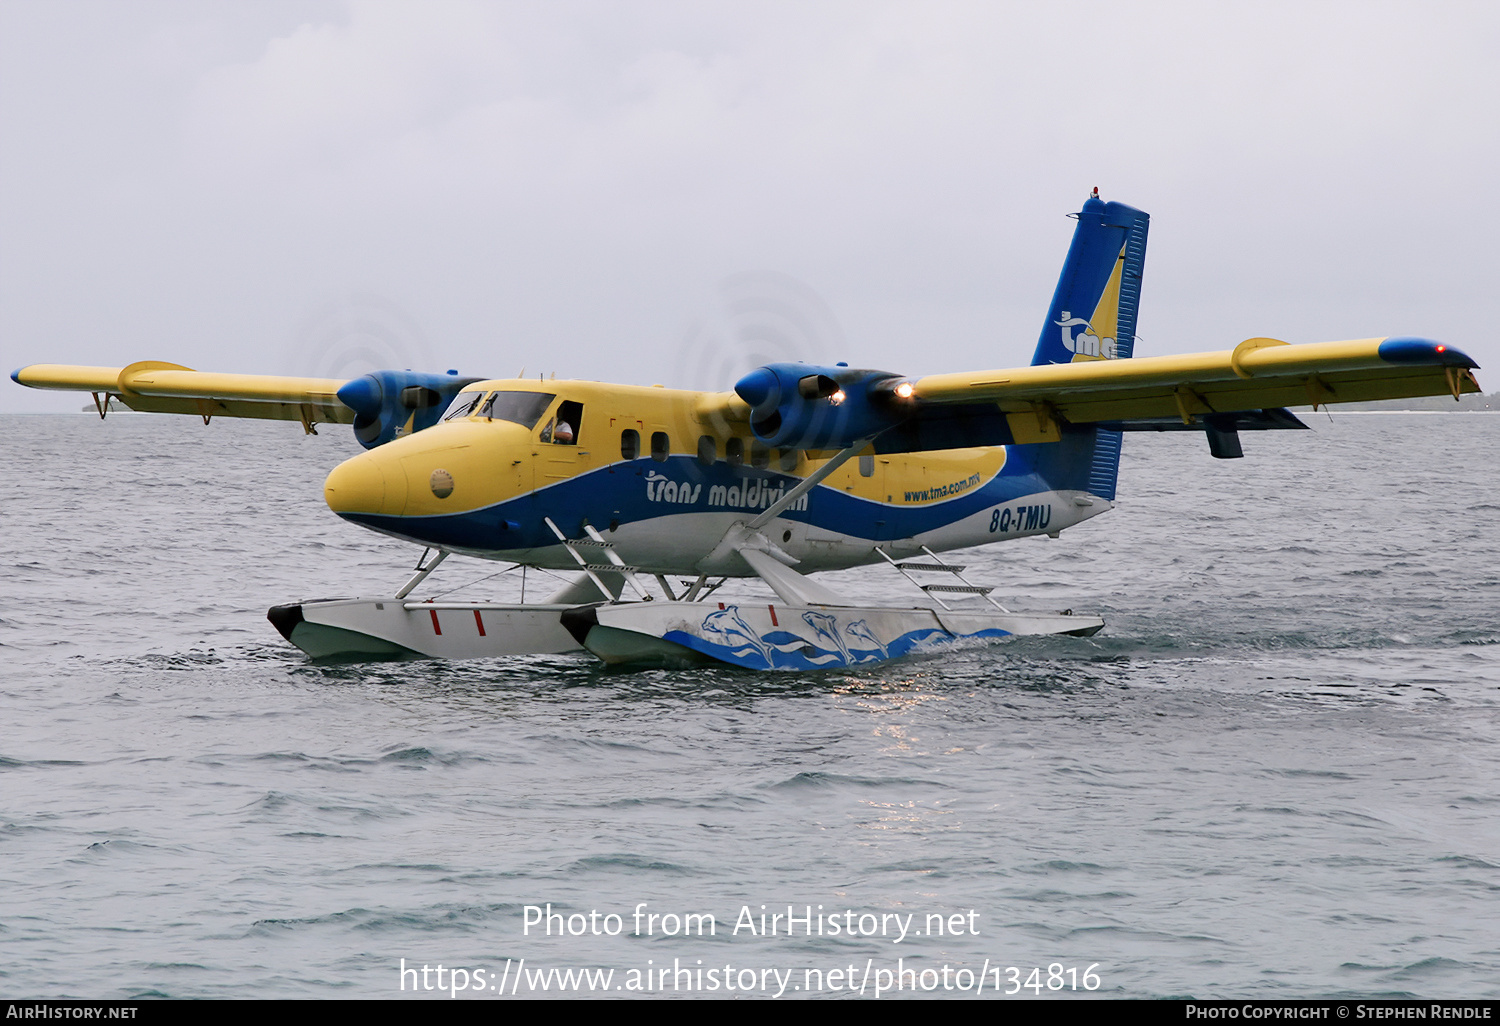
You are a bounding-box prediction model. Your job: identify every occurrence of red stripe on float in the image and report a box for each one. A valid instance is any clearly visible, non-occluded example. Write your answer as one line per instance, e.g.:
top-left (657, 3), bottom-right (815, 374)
top-left (429, 609), bottom-right (442, 635)
top-left (768, 604), bottom-right (778, 627)
top-left (473, 609), bottom-right (486, 636)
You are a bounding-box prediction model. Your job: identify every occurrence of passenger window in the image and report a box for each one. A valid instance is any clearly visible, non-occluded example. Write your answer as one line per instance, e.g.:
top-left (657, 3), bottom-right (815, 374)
top-left (750, 443), bottom-right (770, 469)
top-left (620, 429), bottom-right (640, 460)
top-left (697, 435), bottom-right (716, 466)
top-left (538, 417), bottom-right (554, 443)
top-left (725, 438), bottom-right (744, 467)
top-left (859, 454), bottom-right (874, 477)
top-left (651, 431), bottom-right (670, 462)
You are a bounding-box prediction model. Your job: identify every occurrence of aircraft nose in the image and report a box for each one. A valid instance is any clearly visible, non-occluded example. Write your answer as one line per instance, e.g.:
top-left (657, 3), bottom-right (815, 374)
top-left (324, 452), bottom-right (396, 516)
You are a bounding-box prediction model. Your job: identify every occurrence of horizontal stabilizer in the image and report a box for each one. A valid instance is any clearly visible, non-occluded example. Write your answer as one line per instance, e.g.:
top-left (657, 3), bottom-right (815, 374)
top-left (1101, 407), bottom-right (1309, 432)
top-left (1106, 408), bottom-right (1308, 459)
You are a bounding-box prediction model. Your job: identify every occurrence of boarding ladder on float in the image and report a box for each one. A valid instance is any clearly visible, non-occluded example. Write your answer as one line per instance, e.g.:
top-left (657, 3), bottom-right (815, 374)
top-left (875, 545), bottom-right (1011, 613)
top-left (544, 517), bottom-right (654, 601)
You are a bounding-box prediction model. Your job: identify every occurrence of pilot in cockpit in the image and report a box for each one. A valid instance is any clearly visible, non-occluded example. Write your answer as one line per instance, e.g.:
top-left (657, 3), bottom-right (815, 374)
top-left (542, 399), bottom-right (582, 445)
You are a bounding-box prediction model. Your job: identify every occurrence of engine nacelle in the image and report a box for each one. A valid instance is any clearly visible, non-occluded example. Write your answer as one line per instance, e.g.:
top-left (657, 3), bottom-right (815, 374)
top-left (336, 369), bottom-right (484, 449)
top-left (733, 362), bottom-right (912, 450)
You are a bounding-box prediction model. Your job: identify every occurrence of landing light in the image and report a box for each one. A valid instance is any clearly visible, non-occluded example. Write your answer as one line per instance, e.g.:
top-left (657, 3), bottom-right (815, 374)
top-left (830, 390), bottom-right (846, 405)
top-left (895, 381), bottom-right (915, 399)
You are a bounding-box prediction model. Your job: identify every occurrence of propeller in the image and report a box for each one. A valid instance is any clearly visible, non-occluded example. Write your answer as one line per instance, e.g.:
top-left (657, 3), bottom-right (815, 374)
top-left (672, 271), bottom-right (844, 392)
top-left (280, 292), bottom-right (437, 385)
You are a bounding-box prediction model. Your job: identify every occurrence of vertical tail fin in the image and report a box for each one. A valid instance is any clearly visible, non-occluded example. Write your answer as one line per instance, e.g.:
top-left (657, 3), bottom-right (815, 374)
top-left (1026, 190), bottom-right (1149, 501)
top-left (1032, 189), bottom-right (1149, 367)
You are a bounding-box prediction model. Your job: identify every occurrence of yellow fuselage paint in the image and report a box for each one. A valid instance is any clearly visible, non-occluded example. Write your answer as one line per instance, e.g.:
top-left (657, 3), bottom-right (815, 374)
top-left (324, 379), bottom-right (1006, 523)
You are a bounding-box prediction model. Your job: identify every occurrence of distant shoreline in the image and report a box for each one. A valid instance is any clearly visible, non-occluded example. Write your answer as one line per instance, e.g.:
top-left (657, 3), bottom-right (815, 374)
top-left (1293, 408), bottom-right (1500, 414)
top-left (0, 407), bottom-right (1497, 419)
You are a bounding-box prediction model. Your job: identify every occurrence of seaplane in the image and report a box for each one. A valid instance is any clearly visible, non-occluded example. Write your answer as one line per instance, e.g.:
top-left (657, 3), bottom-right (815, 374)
top-left (12, 191), bottom-right (1482, 670)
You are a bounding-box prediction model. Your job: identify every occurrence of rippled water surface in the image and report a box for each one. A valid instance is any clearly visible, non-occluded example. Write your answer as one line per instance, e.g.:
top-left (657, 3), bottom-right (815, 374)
top-left (2, 413), bottom-right (1497, 999)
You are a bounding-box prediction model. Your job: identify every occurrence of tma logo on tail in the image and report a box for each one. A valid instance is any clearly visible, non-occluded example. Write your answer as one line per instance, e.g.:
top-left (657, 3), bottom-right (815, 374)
top-left (1033, 189), bottom-right (1149, 367)
top-left (1054, 310), bottom-right (1118, 360)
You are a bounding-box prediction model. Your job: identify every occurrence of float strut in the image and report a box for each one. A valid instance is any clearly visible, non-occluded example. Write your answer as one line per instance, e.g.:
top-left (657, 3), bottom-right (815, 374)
top-left (395, 548), bottom-right (450, 599)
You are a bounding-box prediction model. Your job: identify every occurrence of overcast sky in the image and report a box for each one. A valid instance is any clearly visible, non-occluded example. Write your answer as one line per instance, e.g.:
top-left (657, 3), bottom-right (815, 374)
top-left (4, 0), bottom-right (1496, 412)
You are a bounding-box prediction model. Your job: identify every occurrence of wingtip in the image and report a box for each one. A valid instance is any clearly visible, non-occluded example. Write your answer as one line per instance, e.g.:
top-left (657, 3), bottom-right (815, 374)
top-left (1378, 337), bottom-right (1479, 369)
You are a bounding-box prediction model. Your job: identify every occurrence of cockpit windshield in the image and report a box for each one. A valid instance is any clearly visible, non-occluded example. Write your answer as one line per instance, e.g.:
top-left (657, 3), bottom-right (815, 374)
top-left (477, 390), bottom-right (556, 429)
top-left (441, 390), bottom-right (556, 428)
top-left (441, 391), bottom-right (485, 421)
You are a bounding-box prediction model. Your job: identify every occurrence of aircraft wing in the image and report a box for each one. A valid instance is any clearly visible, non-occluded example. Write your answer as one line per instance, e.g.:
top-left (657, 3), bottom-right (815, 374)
top-left (13, 361), bottom-right (354, 428)
top-left (914, 336), bottom-right (1478, 421)
top-left (891, 336), bottom-right (1481, 448)
top-left (12, 361), bottom-right (490, 447)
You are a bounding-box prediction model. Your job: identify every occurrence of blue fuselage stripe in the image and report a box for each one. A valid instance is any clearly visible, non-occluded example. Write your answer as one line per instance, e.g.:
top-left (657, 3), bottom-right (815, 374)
top-left (338, 451), bottom-right (1063, 550)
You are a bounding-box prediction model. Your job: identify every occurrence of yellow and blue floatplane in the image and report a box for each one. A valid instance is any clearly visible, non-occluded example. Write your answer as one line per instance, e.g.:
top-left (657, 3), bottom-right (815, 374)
top-left (13, 191), bottom-right (1482, 669)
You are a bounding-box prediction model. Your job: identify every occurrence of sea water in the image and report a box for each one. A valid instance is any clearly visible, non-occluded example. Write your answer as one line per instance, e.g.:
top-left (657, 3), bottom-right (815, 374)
top-left (1, 413), bottom-right (1497, 999)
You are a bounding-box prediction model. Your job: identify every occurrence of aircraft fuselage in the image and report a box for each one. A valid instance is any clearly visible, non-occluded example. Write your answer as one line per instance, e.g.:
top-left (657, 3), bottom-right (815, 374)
top-left (322, 379), bottom-right (1110, 575)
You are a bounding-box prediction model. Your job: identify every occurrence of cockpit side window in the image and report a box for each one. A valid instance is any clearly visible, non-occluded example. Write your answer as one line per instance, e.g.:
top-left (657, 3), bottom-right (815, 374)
top-left (552, 400), bottom-right (583, 445)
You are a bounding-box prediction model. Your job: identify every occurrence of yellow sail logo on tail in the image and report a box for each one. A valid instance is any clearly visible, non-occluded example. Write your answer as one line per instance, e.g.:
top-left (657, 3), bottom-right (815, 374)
top-left (1054, 245), bottom-right (1127, 362)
